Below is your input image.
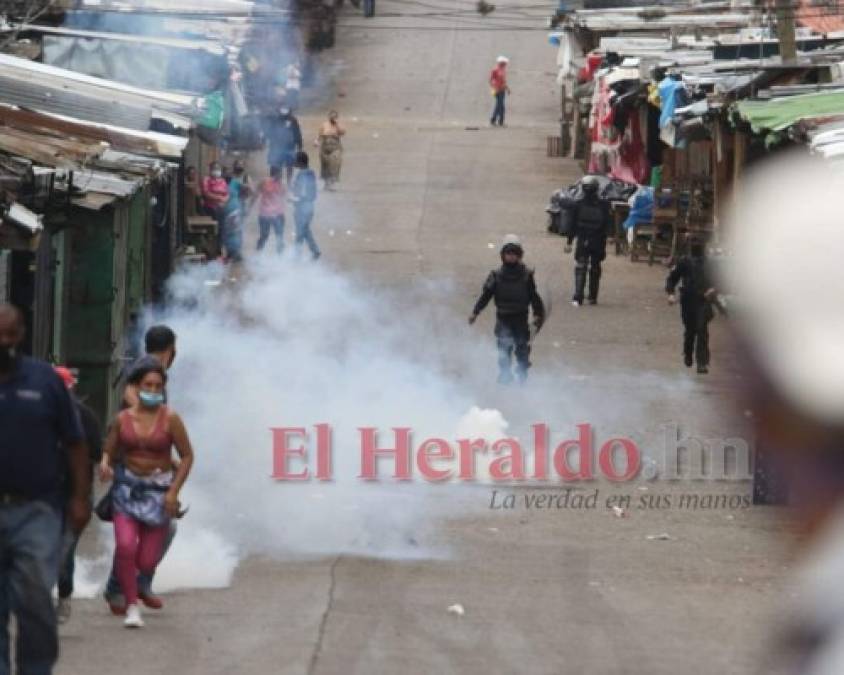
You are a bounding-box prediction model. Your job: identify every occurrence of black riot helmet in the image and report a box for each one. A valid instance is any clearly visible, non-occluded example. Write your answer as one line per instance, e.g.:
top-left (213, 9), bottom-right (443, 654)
top-left (500, 234), bottom-right (524, 260)
top-left (581, 175), bottom-right (600, 198)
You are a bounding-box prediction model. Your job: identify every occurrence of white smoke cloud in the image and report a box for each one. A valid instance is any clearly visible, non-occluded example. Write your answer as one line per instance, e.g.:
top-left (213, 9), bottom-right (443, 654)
top-left (75, 246), bottom-right (718, 594)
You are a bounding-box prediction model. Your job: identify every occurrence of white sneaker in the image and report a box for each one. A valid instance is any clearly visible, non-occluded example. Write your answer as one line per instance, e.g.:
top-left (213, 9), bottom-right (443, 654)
top-left (56, 597), bottom-right (71, 624)
top-left (124, 603), bottom-right (144, 629)
top-left (571, 300), bottom-right (581, 307)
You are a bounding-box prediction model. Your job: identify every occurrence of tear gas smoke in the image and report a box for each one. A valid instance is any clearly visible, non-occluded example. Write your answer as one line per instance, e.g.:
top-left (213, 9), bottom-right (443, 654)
top-left (77, 249), bottom-right (723, 593)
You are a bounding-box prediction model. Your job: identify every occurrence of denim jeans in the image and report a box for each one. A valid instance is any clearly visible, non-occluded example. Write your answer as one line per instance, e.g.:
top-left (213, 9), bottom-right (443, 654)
top-left (491, 91), bottom-right (506, 125)
top-left (257, 215), bottom-right (285, 253)
top-left (294, 203), bottom-right (320, 257)
top-left (222, 212), bottom-right (243, 262)
top-left (104, 520), bottom-right (176, 601)
top-left (0, 501), bottom-right (62, 675)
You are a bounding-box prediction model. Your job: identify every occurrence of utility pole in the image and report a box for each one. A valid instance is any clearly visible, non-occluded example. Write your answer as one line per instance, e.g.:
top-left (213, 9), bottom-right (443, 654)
top-left (775, 0), bottom-right (797, 62)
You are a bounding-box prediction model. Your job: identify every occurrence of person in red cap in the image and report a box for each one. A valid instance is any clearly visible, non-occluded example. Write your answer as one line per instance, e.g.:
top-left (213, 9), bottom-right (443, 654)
top-left (53, 365), bottom-right (102, 625)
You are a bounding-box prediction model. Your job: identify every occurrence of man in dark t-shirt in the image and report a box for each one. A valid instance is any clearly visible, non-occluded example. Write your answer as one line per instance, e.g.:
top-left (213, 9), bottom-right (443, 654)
top-left (0, 304), bottom-right (91, 674)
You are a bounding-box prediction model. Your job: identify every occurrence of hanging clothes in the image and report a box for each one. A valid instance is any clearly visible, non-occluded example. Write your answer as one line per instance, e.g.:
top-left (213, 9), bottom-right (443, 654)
top-left (610, 110), bottom-right (649, 185)
top-left (658, 76), bottom-right (689, 129)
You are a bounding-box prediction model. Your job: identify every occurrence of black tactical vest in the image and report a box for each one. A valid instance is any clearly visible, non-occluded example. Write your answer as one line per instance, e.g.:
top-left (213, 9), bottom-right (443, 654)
top-left (493, 265), bottom-right (532, 314)
top-left (577, 199), bottom-right (605, 234)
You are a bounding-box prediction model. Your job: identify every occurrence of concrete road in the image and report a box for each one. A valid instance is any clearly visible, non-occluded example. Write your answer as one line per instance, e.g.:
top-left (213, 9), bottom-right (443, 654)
top-left (57, 1), bottom-right (796, 673)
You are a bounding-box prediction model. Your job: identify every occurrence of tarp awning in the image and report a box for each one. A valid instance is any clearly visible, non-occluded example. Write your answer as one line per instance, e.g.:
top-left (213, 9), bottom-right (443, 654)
top-left (736, 90), bottom-right (844, 133)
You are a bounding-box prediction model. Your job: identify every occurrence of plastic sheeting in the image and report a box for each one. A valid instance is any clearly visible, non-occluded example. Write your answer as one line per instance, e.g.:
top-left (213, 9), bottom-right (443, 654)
top-left (658, 76), bottom-right (688, 128)
top-left (622, 186), bottom-right (653, 230)
top-left (737, 91), bottom-right (844, 134)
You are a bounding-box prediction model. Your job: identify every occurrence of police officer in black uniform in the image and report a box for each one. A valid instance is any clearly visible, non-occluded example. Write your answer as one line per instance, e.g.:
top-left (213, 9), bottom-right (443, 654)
top-left (565, 175), bottom-right (610, 306)
top-left (469, 235), bottom-right (545, 384)
top-left (665, 238), bottom-right (716, 374)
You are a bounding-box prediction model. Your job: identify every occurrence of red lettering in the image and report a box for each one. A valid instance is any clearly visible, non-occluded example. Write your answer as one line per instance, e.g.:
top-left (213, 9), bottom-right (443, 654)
top-left (489, 439), bottom-right (525, 480)
top-left (457, 438), bottom-right (487, 480)
top-left (315, 423), bottom-right (333, 480)
top-left (417, 438), bottom-right (454, 481)
top-left (532, 423), bottom-right (548, 479)
top-left (359, 427), bottom-right (412, 480)
top-left (552, 424), bottom-right (595, 481)
top-left (271, 427), bottom-right (309, 481)
top-left (599, 438), bottom-right (641, 482)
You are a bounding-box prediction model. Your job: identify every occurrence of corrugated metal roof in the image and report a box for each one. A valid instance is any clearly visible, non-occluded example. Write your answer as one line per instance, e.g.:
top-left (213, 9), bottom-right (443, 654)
top-left (0, 105), bottom-right (189, 159)
top-left (0, 127), bottom-right (105, 169)
top-left (76, 0), bottom-right (256, 12)
top-left (567, 5), bottom-right (754, 33)
top-left (70, 169), bottom-right (143, 197)
top-left (11, 23), bottom-right (228, 55)
top-left (0, 54), bottom-right (198, 131)
top-left (71, 192), bottom-right (118, 210)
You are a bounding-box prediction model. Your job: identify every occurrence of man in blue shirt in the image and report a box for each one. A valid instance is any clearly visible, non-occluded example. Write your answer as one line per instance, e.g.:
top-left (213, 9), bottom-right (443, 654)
top-left (266, 107), bottom-right (303, 185)
top-left (290, 151), bottom-right (321, 260)
top-left (0, 303), bottom-right (91, 675)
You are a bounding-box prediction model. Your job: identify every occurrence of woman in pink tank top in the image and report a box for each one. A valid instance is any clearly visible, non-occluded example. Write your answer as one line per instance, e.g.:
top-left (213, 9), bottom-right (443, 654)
top-left (99, 360), bottom-right (194, 628)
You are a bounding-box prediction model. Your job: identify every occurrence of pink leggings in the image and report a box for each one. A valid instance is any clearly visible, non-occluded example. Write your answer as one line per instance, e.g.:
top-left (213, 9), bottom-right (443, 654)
top-left (113, 512), bottom-right (169, 605)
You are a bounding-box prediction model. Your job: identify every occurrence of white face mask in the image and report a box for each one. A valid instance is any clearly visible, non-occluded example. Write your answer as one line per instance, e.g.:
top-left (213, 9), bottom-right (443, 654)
top-left (211, 169), bottom-right (222, 178)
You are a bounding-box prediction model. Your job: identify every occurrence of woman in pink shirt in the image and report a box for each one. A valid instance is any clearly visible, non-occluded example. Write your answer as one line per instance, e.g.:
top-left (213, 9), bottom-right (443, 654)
top-left (255, 165), bottom-right (287, 253)
top-left (200, 161), bottom-right (229, 214)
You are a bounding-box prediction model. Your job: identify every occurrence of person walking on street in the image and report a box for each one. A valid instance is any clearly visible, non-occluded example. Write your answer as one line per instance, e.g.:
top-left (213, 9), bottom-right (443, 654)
top-left (54, 366), bottom-right (102, 626)
top-left (489, 56), bottom-right (510, 127)
top-left (666, 238), bottom-right (716, 374)
top-left (317, 111), bottom-right (345, 190)
top-left (99, 361), bottom-right (194, 629)
top-left (104, 325), bottom-right (178, 615)
top-left (256, 165), bottom-right (287, 253)
top-left (469, 235), bottom-right (545, 384)
top-left (0, 303), bottom-right (91, 674)
top-left (566, 175), bottom-right (609, 306)
top-left (290, 151), bottom-right (321, 260)
top-left (266, 106), bottom-right (303, 185)
top-left (284, 60), bottom-right (302, 111)
top-left (222, 161), bottom-right (249, 263)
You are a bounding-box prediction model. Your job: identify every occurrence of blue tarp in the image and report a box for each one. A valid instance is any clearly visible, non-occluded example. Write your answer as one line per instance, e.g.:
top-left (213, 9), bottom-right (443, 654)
top-left (658, 77), bottom-right (684, 129)
top-left (622, 186), bottom-right (654, 229)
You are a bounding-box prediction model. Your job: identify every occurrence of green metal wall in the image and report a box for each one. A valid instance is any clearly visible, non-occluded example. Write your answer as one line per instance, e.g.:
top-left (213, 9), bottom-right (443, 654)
top-left (65, 188), bottom-right (151, 424)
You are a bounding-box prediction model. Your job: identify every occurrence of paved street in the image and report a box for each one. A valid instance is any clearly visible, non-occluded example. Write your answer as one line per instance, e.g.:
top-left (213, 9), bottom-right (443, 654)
top-left (57, 2), bottom-right (795, 673)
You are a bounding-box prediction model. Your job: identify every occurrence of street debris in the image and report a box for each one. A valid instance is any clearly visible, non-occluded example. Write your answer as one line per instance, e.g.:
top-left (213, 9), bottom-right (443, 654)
top-left (646, 533), bottom-right (674, 541)
top-left (447, 604), bottom-right (465, 617)
top-left (611, 506), bottom-right (626, 518)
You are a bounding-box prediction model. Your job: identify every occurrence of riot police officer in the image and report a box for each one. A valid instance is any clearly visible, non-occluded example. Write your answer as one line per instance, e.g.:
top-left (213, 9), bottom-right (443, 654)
top-left (469, 235), bottom-right (545, 384)
top-left (565, 175), bottom-right (610, 306)
top-left (666, 238), bottom-right (716, 374)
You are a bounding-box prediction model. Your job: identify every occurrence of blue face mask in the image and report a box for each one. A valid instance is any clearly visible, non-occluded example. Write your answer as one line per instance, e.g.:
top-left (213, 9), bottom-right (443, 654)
top-left (139, 390), bottom-right (165, 408)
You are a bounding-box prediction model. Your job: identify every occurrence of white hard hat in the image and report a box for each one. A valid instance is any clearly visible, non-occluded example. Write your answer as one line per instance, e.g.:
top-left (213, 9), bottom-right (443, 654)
top-left (497, 55), bottom-right (509, 64)
top-left (724, 153), bottom-right (844, 424)
top-left (502, 233), bottom-right (521, 247)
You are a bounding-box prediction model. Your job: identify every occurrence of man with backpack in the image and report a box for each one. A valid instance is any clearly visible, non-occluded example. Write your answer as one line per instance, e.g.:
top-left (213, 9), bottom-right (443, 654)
top-left (565, 175), bottom-right (610, 306)
top-left (666, 238), bottom-right (716, 374)
top-left (469, 235), bottom-right (545, 384)
top-left (290, 151), bottom-right (321, 260)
